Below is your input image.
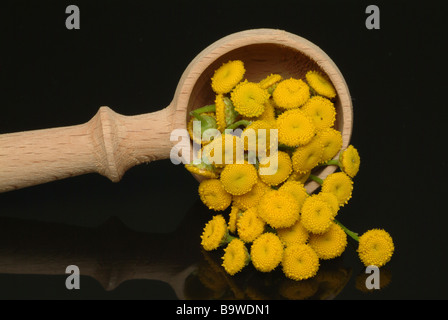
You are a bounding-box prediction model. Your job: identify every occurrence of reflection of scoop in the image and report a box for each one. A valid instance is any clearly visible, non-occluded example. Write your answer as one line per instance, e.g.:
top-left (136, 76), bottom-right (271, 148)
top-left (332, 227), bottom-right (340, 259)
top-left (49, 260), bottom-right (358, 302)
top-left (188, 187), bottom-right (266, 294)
top-left (0, 29), bottom-right (352, 193)
top-left (0, 200), bottom-right (209, 299)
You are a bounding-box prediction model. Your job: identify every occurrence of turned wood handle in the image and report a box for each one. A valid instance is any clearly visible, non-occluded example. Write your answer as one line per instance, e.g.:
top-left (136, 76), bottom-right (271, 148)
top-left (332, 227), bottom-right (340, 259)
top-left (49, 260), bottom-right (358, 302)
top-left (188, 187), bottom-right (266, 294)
top-left (0, 105), bottom-right (176, 192)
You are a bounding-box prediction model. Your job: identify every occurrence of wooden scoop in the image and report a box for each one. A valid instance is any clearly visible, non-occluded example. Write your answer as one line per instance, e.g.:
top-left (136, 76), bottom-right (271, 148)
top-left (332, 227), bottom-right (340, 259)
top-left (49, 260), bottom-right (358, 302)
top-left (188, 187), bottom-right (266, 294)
top-left (0, 29), bottom-right (352, 193)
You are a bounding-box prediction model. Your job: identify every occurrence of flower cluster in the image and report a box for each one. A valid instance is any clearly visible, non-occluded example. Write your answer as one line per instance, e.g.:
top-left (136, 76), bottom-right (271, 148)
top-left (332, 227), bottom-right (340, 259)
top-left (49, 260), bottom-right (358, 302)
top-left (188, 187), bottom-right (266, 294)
top-left (187, 60), bottom-right (394, 281)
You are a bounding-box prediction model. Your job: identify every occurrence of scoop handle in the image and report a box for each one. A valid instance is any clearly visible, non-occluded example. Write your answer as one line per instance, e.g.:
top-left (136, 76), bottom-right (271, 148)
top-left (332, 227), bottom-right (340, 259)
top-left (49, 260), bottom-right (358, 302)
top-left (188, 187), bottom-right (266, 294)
top-left (0, 105), bottom-right (175, 193)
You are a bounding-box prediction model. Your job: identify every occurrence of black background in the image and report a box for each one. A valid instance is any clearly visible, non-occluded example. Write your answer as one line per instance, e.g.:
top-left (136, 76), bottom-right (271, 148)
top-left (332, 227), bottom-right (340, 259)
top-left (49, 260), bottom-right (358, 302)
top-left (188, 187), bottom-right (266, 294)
top-left (0, 0), bottom-right (447, 300)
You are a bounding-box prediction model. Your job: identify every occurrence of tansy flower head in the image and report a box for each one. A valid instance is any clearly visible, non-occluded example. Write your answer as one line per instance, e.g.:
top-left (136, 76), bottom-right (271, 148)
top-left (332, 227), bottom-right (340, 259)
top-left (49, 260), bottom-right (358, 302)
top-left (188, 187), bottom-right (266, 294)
top-left (321, 172), bottom-right (353, 207)
top-left (291, 135), bottom-right (323, 174)
top-left (198, 179), bottom-right (232, 211)
top-left (257, 189), bottom-right (300, 229)
top-left (201, 215), bottom-right (229, 251)
top-left (339, 145), bottom-right (361, 178)
top-left (222, 238), bottom-right (250, 275)
top-left (357, 229), bottom-right (394, 267)
top-left (258, 73), bottom-right (283, 91)
top-left (300, 195), bottom-right (336, 234)
top-left (232, 179), bottom-right (270, 210)
top-left (277, 109), bottom-right (315, 147)
top-left (279, 180), bottom-right (309, 211)
top-left (314, 192), bottom-right (340, 215)
top-left (287, 170), bottom-right (311, 184)
top-left (305, 70), bottom-right (336, 99)
top-left (301, 96), bottom-right (336, 131)
top-left (309, 223), bottom-right (347, 260)
top-left (231, 81), bottom-right (270, 117)
top-left (244, 99), bottom-right (276, 122)
top-left (237, 207), bottom-right (266, 243)
top-left (242, 119), bottom-right (277, 153)
top-left (273, 78), bottom-right (310, 109)
top-left (202, 134), bottom-right (244, 168)
top-left (250, 233), bottom-right (284, 272)
top-left (215, 94), bottom-right (228, 132)
top-left (211, 60), bottom-right (245, 94)
top-left (282, 244), bottom-right (320, 281)
top-left (220, 163), bottom-right (258, 196)
top-left (258, 151), bottom-right (292, 186)
top-left (317, 128), bottom-right (343, 163)
top-left (277, 220), bottom-right (310, 247)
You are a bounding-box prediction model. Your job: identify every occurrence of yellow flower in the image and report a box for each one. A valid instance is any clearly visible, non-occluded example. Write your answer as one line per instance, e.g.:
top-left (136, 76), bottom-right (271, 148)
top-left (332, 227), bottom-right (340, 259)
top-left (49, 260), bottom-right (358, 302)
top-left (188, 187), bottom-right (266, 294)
top-left (220, 163), bottom-right (258, 196)
top-left (277, 109), bottom-right (315, 147)
top-left (211, 60), bottom-right (245, 94)
top-left (185, 163), bottom-right (218, 179)
top-left (278, 180), bottom-right (309, 211)
top-left (287, 170), bottom-right (311, 184)
top-left (257, 189), bottom-right (300, 229)
top-left (358, 229), bottom-right (394, 267)
top-left (282, 244), bottom-right (320, 281)
top-left (258, 151), bottom-right (292, 186)
top-left (237, 207), bottom-right (266, 243)
top-left (300, 195), bottom-right (335, 234)
top-left (231, 81), bottom-right (270, 117)
top-left (277, 220), bottom-right (309, 247)
top-left (198, 179), bottom-right (232, 211)
top-left (201, 133), bottom-right (244, 168)
top-left (273, 78), bottom-right (310, 109)
top-left (222, 238), bottom-right (250, 275)
top-left (317, 128), bottom-right (343, 163)
top-left (291, 136), bottom-right (323, 174)
top-left (201, 215), bottom-right (228, 251)
top-left (258, 73), bottom-right (283, 90)
top-left (301, 96), bottom-right (336, 131)
top-left (250, 233), bottom-right (284, 272)
top-left (228, 204), bottom-right (242, 233)
top-left (313, 192), bottom-right (340, 215)
top-left (339, 145), bottom-right (361, 178)
top-left (321, 172), bottom-right (353, 206)
top-left (244, 99), bottom-right (276, 122)
top-left (305, 70), bottom-right (336, 99)
top-left (232, 179), bottom-right (270, 210)
top-left (309, 223), bottom-right (347, 260)
top-left (215, 94), bottom-right (227, 132)
top-left (187, 112), bottom-right (216, 145)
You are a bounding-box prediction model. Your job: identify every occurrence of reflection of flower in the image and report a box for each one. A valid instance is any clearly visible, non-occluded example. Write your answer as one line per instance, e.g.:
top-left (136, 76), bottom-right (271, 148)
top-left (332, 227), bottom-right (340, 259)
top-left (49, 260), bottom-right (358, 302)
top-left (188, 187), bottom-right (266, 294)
top-left (340, 145), bottom-right (361, 178)
top-left (277, 109), bottom-right (315, 147)
top-left (321, 172), bottom-right (353, 206)
top-left (231, 81), bottom-right (269, 117)
top-left (201, 215), bottom-right (229, 251)
top-left (282, 244), bottom-right (320, 281)
top-left (309, 223), bottom-right (347, 260)
top-left (257, 189), bottom-right (300, 229)
top-left (301, 96), bottom-right (336, 131)
top-left (273, 78), bottom-right (310, 109)
top-left (251, 233), bottom-right (284, 272)
top-left (237, 207), bottom-right (265, 243)
top-left (305, 70), bottom-right (336, 99)
top-left (211, 60), bottom-right (245, 94)
top-left (222, 238), bottom-right (250, 275)
top-left (220, 163), bottom-right (258, 196)
top-left (198, 179), bottom-right (232, 211)
top-left (357, 229), bottom-right (395, 267)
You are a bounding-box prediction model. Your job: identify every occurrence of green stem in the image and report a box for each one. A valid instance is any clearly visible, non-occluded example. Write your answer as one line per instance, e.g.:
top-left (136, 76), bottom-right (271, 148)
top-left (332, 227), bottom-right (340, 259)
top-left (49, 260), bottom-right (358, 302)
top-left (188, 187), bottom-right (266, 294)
top-left (334, 219), bottom-right (359, 242)
top-left (190, 110), bottom-right (206, 123)
top-left (226, 120), bottom-right (251, 130)
top-left (309, 174), bottom-right (324, 185)
top-left (323, 159), bottom-right (341, 167)
top-left (224, 233), bottom-right (237, 244)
